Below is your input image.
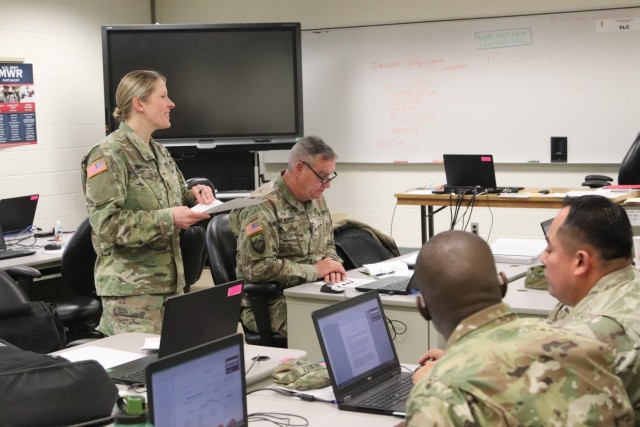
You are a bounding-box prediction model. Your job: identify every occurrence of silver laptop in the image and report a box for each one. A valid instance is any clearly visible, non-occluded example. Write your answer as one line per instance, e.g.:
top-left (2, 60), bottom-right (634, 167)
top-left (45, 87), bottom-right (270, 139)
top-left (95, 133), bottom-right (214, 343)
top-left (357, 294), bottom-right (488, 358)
top-left (146, 333), bottom-right (248, 427)
top-left (312, 291), bottom-right (413, 416)
top-left (108, 280), bottom-right (243, 385)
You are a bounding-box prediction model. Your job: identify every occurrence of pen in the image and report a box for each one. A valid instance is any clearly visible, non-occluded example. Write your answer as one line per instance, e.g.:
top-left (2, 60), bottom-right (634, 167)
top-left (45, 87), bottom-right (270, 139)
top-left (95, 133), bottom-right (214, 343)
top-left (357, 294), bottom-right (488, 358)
top-left (375, 271), bottom-right (395, 277)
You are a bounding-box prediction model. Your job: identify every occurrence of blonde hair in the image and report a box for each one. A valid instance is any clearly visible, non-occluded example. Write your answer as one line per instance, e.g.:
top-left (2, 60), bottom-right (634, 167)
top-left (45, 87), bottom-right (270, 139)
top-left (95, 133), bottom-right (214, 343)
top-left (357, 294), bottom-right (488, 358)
top-left (112, 70), bottom-right (166, 122)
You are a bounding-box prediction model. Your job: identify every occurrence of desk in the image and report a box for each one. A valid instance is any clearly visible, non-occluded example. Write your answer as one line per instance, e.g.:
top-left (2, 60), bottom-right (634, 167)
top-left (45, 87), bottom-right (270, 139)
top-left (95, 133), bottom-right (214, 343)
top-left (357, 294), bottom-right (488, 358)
top-left (395, 188), bottom-right (640, 243)
top-left (0, 233), bottom-right (68, 271)
top-left (248, 392), bottom-right (399, 426)
top-left (285, 259), bottom-right (558, 363)
top-left (52, 332), bottom-right (307, 392)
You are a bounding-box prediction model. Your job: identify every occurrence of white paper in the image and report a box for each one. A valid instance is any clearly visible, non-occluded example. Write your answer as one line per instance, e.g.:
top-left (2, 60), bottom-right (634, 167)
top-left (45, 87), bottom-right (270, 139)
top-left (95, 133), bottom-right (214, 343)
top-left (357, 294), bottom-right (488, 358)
top-left (191, 197), bottom-right (264, 214)
top-left (362, 260), bottom-right (410, 276)
top-left (140, 337), bottom-right (160, 351)
top-left (491, 238), bottom-right (546, 264)
top-left (58, 346), bottom-right (145, 369)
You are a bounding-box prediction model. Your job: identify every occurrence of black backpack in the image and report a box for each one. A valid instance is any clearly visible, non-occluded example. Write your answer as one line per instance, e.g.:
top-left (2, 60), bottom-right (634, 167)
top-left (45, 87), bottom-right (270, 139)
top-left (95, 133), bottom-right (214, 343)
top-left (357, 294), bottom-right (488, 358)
top-left (0, 339), bottom-right (118, 427)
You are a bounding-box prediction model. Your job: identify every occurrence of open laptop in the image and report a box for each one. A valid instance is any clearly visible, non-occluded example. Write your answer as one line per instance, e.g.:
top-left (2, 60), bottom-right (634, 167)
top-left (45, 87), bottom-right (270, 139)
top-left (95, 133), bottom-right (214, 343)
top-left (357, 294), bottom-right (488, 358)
top-left (355, 275), bottom-right (414, 295)
top-left (108, 280), bottom-right (244, 385)
top-left (442, 154), bottom-right (523, 194)
top-left (0, 223), bottom-right (36, 261)
top-left (0, 194), bottom-right (39, 235)
top-left (146, 333), bottom-right (248, 427)
top-left (312, 291), bottom-right (413, 416)
top-left (541, 218), bottom-right (553, 237)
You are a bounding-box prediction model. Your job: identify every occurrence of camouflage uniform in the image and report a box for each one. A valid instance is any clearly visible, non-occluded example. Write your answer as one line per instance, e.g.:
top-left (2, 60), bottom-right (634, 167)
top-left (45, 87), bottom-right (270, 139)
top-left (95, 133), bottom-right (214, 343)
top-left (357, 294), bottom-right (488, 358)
top-left (81, 122), bottom-right (195, 335)
top-left (406, 303), bottom-right (633, 426)
top-left (228, 172), bottom-right (340, 336)
top-left (547, 265), bottom-right (640, 423)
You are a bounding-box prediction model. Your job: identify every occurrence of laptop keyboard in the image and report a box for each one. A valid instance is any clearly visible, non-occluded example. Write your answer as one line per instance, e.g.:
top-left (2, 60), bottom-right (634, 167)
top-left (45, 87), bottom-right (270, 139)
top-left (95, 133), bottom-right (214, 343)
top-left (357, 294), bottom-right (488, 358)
top-left (358, 375), bottom-right (413, 408)
top-left (117, 368), bottom-right (146, 385)
top-left (0, 248), bottom-right (36, 260)
top-left (378, 277), bottom-right (411, 292)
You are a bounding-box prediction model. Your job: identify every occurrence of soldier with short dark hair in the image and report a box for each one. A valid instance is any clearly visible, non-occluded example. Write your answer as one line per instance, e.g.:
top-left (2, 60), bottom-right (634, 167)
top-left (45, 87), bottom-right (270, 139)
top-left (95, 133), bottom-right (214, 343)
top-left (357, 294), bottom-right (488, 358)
top-left (543, 195), bottom-right (640, 422)
top-left (229, 136), bottom-right (346, 336)
top-left (82, 70), bottom-right (213, 335)
top-left (404, 230), bottom-right (633, 426)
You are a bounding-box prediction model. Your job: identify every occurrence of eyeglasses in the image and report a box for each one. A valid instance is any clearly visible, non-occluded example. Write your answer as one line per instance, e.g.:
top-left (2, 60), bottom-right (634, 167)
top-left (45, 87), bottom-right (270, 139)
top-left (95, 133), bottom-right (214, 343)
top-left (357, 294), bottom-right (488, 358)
top-left (301, 161), bottom-right (338, 184)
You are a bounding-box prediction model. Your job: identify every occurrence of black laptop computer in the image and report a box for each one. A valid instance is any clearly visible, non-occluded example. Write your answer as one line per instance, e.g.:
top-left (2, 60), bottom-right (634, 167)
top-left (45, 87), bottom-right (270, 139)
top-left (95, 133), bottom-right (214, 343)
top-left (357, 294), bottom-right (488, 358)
top-left (442, 154), bottom-right (523, 194)
top-left (0, 194), bottom-right (39, 235)
top-left (355, 275), bottom-right (414, 295)
top-left (0, 223), bottom-right (36, 261)
top-left (108, 280), bottom-right (243, 385)
top-left (146, 333), bottom-right (248, 427)
top-left (312, 291), bottom-right (413, 416)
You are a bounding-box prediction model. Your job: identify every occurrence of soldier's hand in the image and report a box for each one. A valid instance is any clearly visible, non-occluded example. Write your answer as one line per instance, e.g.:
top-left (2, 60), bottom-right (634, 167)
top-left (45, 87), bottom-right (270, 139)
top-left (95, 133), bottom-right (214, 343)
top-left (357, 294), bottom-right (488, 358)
top-left (413, 359), bottom-right (436, 384)
top-left (171, 206), bottom-right (210, 229)
top-left (419, 348), bottom-right (445, 364)
top-left (191, 185), bottom-right (215, 205)
top-left (315, 258), bottom-right (346, 282)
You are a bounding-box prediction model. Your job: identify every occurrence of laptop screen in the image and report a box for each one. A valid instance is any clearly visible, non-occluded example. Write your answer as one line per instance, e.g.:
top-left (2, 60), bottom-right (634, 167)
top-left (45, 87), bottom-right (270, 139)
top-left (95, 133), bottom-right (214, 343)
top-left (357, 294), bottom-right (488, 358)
top-left (443, 154), bottom-right (497, 189)
top-left (313, 292), bottom-right (397, 389)
top-left (0, 194), bottom-right (39, 235)
top-left (541, 218), bottom-right (554, 237)
top-left (147, 333), bottom-right (248, 427)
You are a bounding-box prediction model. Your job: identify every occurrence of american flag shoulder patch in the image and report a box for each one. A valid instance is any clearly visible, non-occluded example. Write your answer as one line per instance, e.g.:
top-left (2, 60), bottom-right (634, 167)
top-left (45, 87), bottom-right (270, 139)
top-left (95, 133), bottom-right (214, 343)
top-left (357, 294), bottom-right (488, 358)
top-left (245, 221), bottom-right (264, 237)
top-left (87, 158), bottom-right (108, 179)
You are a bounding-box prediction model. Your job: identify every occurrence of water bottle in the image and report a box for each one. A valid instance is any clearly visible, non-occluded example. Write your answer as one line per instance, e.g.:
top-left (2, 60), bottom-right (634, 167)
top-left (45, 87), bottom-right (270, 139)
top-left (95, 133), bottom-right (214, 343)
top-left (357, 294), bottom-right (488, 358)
top-left (54, 221), bottom-right (63, 241)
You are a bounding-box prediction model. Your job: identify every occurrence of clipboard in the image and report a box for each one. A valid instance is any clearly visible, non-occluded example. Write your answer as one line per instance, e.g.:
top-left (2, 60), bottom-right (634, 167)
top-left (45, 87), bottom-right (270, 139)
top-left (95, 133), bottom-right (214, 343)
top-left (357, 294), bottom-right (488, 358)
top-left (191, 197), bottom-right (264, 215)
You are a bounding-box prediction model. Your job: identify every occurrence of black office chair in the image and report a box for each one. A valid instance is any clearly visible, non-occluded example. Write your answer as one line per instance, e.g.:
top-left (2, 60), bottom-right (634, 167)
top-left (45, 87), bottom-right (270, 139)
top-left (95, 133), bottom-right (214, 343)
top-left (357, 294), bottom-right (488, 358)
top-left (45, 218), bottom-right (103, 343)
top-left (618, 131), bottom-right (640, 185)
top-left (583, 131), bottom-right (640, 188)
top-left (0, 268), bottom-right (66, 352)
top-left (180, 225), bottom-right (206, 293)
top-left (205, 213), bottom-right (287, 348)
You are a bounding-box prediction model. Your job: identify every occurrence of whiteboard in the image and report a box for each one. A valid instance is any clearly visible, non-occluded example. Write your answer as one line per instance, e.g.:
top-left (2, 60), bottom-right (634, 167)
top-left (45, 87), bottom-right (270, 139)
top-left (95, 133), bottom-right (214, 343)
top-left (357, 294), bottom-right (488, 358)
top-left (268, 7), bottom-right (640, 164)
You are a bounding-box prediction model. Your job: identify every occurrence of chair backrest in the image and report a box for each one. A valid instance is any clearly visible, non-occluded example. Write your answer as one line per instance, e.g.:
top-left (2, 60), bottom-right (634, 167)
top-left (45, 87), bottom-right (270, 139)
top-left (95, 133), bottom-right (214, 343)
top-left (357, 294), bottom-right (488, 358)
top-left (205, 214), bottom-right (238, 285)
top-left (0, 270), bottom-right (31, 318)
top-left (60, 218), bottom-right (97, 299)
top-left (618, 131), bottom-right (640, 185)
top-left (180, 225), bottom-right (206, 292)
top-left (333, 223), bottom-right (396, 270)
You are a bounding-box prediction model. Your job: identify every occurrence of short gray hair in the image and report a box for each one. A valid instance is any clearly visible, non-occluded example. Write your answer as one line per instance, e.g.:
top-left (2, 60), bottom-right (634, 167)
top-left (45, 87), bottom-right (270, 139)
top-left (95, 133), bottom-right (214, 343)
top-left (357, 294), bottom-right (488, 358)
top-left (287, 135), bottom-right (337, 170)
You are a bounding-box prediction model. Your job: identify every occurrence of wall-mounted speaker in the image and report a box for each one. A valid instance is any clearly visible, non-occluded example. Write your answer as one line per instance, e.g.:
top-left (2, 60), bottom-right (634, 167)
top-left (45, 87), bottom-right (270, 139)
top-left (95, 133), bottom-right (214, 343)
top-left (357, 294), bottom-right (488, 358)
top-left (551, 137), bottom-right (568, 162)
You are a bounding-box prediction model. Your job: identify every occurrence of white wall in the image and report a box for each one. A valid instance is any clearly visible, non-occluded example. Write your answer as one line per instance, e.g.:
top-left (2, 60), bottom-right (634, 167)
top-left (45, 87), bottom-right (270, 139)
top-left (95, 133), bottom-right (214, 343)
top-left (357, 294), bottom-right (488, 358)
top-left (0, 0), bottom-right (151, 233)
top-left (0, 0), bottom-right (636, 247)
top-left (157, 0), bottom-right (635, 248)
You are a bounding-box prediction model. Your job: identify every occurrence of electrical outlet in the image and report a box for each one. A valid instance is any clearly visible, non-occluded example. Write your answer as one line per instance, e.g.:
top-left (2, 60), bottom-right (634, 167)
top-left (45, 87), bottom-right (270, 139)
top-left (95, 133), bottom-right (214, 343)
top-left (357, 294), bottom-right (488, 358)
top-left (471, 223), bottom-right (479, 234)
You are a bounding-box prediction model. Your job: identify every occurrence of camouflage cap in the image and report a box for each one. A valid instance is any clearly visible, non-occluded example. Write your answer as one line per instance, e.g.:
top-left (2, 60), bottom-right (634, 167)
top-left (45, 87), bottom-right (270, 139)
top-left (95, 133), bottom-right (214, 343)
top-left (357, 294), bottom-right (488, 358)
top-left (524, 264), bottom-right (548, 290)
top-left (272, 359), bottom-right (331, 391)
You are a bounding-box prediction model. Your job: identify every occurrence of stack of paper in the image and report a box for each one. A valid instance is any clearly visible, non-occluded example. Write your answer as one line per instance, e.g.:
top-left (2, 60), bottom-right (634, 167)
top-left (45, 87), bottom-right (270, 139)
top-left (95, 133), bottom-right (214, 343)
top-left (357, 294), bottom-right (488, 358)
top-left (362, 260), bottom-right (410, 276)
top-left (490, 238), bottom-right (546, 264)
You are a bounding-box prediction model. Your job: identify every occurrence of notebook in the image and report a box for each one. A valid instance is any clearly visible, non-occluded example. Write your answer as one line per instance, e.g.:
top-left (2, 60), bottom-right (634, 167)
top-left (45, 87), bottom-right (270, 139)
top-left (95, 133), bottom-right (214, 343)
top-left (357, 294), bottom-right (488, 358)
top-left (0, 223), bottom-right (36, 261)
top-left (108, 280), bottom-right (243, 385)
top-left (355, 275), bottom-right (414, 295)
top-left (0, 194), bottom-right (39, 235)
top-left (312, 291), bottom-right (413, 416)
top-left (146, 333), bottom-right (248, 427)
top-left (442, 154), bottom-right (523, 194)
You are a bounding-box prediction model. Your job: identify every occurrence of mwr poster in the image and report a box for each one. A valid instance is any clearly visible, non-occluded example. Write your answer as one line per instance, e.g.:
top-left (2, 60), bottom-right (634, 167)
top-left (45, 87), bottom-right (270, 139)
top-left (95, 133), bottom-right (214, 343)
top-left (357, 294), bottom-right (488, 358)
top-left (0, 63), bottom-right (36, 146)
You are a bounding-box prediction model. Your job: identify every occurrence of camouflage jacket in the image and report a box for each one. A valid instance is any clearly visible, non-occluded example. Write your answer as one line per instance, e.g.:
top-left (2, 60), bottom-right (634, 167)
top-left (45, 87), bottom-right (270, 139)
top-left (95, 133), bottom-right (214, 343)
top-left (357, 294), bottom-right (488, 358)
top-left (229, 172), bottom-right (340, 288)
top-left (547, 265), bottom-right (640, 422)
top-left (81, 122), bottom-right (195, 296)
top-left (406, 303), bottom-right (633, 426)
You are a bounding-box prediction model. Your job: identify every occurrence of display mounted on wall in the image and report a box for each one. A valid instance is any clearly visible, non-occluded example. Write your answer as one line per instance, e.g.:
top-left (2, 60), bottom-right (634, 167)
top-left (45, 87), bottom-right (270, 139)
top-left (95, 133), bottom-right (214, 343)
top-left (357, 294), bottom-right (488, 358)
top-left (0, 63), bottom-right (37, 147)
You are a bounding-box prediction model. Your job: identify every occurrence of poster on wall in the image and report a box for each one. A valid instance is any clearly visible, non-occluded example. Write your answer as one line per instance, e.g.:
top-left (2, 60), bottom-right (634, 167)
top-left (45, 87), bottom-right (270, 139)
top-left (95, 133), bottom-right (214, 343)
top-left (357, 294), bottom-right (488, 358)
top-left (0, 63), bottom-right (37, 147)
